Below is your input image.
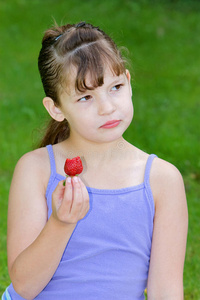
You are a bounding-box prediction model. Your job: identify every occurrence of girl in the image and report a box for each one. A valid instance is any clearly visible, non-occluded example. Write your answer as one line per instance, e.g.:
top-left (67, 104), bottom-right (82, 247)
top-left (3, 22), bottom-right (188, 300)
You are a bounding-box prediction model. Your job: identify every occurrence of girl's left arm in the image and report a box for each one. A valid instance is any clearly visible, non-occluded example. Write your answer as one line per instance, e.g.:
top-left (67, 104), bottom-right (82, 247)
top-left (147, 158), bottom-right (188, 300)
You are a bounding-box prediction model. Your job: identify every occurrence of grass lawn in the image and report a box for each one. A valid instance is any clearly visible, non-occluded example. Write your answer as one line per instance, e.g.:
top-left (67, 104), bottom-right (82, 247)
top-left (0, 0), bottom-right (200, 298)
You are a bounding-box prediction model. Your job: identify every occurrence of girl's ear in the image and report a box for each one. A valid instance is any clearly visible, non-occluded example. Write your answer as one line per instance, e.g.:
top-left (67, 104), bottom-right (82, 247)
top-left (43, 97), bottom-right (65, 122)
top-left (126, 69), bottom-right (132, 97)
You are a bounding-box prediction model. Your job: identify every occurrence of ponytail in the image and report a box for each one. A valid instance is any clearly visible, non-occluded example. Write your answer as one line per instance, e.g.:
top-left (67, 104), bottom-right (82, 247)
top-left (39, 119), bottom-right (70, 148)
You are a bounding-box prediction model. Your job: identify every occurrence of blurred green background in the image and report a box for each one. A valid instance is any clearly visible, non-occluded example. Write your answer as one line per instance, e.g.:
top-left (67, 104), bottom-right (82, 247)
top-left (0, 0), bottom-right (199, 298)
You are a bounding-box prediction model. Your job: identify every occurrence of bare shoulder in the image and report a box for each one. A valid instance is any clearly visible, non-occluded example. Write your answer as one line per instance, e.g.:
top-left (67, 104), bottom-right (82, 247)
top-left (9, 147), bottom-right (51, 203)
top-left (151, 157), bottom-right (184, 183)
top-left (14, 147), bottom-right (50, 187)
top-left (16, 147), bottom-right (49, 170)
top-left (151, 157), bottom-right (184, 189)
top-left (150, 157), bottom-right (187, 208)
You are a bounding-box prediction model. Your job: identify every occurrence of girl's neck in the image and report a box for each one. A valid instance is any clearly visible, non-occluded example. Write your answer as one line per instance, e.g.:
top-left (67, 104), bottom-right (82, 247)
top-left (60, 136), bottom-right (132, 165)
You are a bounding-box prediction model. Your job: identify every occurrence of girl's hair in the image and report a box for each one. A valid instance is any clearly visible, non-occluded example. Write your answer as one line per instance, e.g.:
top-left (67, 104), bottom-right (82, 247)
top-left (38, 21), bottom-right (127, 147)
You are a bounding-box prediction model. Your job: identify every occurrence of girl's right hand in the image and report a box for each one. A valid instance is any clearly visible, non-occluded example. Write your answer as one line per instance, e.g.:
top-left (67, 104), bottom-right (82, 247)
top-left (52, 176), bottom-right (90, 225)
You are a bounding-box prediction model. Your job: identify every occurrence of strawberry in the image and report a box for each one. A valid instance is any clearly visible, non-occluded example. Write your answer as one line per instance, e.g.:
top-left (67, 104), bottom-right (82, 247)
top-left (64, 156), bottom-right (83, 177)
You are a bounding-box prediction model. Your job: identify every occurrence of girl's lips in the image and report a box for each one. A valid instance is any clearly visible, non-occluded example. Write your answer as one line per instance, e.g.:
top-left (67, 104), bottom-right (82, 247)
top-left (100, 120), bottom-right (121, 129)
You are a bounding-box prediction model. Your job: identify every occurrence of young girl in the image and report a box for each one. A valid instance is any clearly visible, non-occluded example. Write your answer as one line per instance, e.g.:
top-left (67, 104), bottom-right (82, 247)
top-left (3, 21), bottom-right (188, 300)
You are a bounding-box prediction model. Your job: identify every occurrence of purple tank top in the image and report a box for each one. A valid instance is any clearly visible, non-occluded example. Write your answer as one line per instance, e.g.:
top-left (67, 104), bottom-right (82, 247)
top-left (8, 145), bottom-right (156, 300)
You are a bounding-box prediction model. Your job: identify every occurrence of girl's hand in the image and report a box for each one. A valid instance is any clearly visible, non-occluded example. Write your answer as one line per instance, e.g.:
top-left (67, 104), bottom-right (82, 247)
top-left (52, 176), bottom-right (90, 225)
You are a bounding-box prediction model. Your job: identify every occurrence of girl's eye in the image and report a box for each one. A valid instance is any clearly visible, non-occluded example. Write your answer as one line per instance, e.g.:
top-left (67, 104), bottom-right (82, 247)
top-left (78, 95), bottom-right (92, 102)
top-left (111, 84), bottom-right (123, 91)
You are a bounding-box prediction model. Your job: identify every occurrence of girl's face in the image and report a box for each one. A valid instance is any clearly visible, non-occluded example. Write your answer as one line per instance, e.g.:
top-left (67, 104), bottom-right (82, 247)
top-left (59, 67), bottom-right (134, 145)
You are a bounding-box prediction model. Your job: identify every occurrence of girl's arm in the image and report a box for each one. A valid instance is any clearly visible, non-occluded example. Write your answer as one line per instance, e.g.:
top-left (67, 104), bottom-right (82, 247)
top-left (7, 150), bottom-right (89, 300)
top-left (147, 158), bottom-right (188, 300)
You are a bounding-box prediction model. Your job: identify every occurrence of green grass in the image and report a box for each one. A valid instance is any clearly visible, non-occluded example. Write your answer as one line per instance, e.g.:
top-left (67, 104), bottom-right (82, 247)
top-left (0, 0), bottom-right (200, 298)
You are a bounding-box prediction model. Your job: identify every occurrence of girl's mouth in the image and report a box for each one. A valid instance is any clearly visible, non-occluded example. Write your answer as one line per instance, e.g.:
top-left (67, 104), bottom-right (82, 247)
top-left (100, 120), bottom-right (121, 129)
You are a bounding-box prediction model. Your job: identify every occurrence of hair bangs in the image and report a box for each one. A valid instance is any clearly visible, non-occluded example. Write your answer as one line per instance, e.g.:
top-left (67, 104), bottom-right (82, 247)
top-left (63, 40), bottom-right (126, 94)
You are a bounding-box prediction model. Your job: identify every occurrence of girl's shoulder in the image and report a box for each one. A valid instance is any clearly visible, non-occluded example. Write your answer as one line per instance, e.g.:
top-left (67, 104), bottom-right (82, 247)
top-left (149, 156), bottom-right (186, 208)
top-left (117, 143), bottom-right (184, 192)
top-left (127, 145), bottom-right (186, 212)
top-left (16, 147), bottom-right (49, 170)
top-left (13, 147), bottom-right (50, 189)
top-left (150, 156), bottom-right (184, 188)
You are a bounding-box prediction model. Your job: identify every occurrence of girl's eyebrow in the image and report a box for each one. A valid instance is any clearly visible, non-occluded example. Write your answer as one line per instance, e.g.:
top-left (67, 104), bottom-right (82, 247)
top-left (69, 74), bottom-right (126, 98)
top-left (106, 75), bottom-right (126, 87)
top-left (69, 89), bottom-right (86, 99)
top-left (110, 75), bottom-right (125, 84)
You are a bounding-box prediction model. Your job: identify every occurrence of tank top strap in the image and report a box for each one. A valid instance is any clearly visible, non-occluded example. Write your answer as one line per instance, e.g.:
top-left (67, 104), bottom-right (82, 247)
top-left (45, 145), bottom-right (58, 200)
top-left (144, 154), bottom-right (157, 185)
top-left (46, 144), bottom-right (57, 176)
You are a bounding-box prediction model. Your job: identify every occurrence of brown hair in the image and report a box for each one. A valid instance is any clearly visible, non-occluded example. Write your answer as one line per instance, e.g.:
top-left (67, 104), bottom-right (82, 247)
top-left (38, 21), bottom-right (127, 147)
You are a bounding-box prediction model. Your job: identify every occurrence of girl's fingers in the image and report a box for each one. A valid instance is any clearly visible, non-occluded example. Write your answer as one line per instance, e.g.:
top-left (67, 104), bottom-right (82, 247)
top-left (62, 177), bottom-right (73, 214)
top-left (70, 177), bottom-right (84, 217)
top-left (53, 180), bottom-right (65, 200)
top-left (71, 177), bottom-right (90, 219)
top-left (53, 177), bottom-right (89, 224)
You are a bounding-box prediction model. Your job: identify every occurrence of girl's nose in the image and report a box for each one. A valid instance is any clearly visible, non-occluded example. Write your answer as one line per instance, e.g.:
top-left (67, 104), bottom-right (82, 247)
top-left (97, 97), bottom-right (116, 115)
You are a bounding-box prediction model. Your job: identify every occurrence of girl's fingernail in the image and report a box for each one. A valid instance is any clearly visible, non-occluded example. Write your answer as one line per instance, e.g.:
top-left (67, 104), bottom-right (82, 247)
top-left (67, 177), bottom-right (71, 183)
top-left (73, 176), bottom-right (78, 182)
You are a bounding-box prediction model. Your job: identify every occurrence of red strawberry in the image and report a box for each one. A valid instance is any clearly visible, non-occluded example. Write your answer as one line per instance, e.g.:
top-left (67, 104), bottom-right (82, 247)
top-left (64, 156), bottom-right (83, 177)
